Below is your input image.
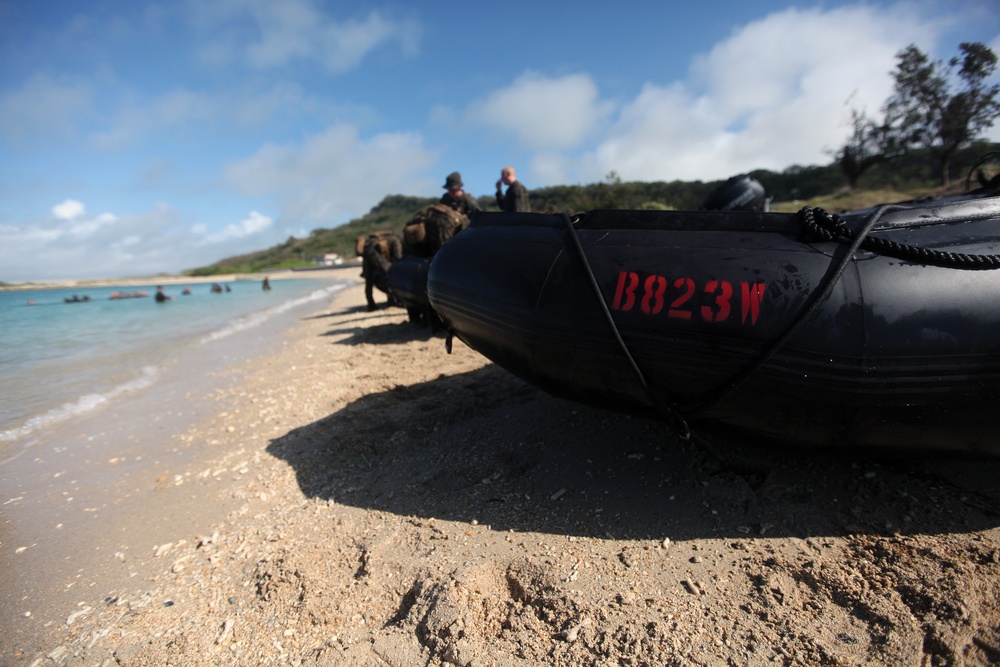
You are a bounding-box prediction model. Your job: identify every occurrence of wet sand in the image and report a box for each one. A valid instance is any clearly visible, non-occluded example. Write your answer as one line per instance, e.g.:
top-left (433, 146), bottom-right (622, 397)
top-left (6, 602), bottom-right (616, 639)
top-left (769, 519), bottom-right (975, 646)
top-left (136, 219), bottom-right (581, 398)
top-left (2, 280), bottom-right (1000, 666)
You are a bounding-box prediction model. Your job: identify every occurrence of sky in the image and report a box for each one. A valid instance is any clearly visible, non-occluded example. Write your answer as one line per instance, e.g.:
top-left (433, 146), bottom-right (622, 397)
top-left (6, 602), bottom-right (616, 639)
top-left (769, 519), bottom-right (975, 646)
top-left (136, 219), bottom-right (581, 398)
top-left (1, 0), bottom-right (998, 282)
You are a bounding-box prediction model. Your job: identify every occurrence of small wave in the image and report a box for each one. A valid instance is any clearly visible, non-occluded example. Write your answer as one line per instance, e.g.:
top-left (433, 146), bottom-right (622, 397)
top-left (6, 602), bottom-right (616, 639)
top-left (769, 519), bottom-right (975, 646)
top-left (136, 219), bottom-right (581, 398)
top-left (0, 365), bottom-right (160, 444)
top-left (199, 283), bottom-right (346, 344)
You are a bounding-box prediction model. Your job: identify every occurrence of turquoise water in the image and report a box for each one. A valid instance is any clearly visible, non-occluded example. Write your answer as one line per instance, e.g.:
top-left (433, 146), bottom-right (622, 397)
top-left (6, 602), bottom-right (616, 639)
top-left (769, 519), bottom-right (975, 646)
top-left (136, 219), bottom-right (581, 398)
top-left (0, 276), bottom-right (350, 449)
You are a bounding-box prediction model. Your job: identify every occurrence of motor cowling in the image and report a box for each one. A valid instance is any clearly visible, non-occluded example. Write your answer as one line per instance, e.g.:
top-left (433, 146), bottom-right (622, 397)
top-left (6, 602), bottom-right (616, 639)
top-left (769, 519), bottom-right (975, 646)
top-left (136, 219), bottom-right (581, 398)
top-left (702, 174), bottom-right (767, 212)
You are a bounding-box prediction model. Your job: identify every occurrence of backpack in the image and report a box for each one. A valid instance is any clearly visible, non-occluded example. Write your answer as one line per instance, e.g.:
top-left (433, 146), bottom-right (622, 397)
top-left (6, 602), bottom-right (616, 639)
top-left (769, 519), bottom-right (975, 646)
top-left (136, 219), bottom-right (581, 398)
top-left (402, 203), bottom-right (468, 258)
top-left (361, 232), bottom-right (402, 288)
top-left (357, 230), bottom-right (401, 258)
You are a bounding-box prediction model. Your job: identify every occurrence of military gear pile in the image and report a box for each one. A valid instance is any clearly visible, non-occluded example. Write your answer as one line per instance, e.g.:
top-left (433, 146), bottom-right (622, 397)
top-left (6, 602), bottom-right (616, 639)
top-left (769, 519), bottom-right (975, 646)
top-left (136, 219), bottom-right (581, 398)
top-left (358, 231), bottom-right (403, 310)
top-left (402, 203), bottom-right (469, 258)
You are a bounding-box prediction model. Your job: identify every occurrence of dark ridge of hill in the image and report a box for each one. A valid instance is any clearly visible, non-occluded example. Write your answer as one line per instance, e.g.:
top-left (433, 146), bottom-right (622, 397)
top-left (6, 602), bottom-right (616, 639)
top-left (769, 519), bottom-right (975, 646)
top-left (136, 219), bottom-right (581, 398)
top-left (186, 143), bottom-right (999, 276)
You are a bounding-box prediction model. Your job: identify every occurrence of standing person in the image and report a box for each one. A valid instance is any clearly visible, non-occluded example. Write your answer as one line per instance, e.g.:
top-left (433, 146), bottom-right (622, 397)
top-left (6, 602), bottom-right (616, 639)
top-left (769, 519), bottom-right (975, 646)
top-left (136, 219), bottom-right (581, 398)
top-left (154, 286), bottom-right (171, 302)
top-left (495, 165), bottom-right (530, 212)
top-left (440, 171), bottom-right (479, 216)
top-left (262, 276), bottom-right (271, 291)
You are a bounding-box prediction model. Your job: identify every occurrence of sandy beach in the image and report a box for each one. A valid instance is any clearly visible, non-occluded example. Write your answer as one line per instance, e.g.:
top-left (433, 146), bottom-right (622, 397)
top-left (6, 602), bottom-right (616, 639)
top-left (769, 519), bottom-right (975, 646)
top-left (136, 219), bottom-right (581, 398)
top-left (2, 279), bottom-right (1000, 666)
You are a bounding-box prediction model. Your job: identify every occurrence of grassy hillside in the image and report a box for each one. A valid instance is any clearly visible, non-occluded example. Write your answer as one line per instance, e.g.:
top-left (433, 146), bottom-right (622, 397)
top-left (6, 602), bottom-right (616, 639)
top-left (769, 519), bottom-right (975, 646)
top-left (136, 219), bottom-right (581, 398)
top-left (187, 143), bottom-right (998, 276)
top-left (187, 194), bottom-right (435, 276)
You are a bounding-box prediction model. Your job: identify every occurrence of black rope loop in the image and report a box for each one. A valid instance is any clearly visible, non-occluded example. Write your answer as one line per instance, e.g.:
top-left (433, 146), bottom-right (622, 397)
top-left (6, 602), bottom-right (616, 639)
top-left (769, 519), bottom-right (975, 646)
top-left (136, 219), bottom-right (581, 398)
top-left (800, 205), bottom-right (1000, 270)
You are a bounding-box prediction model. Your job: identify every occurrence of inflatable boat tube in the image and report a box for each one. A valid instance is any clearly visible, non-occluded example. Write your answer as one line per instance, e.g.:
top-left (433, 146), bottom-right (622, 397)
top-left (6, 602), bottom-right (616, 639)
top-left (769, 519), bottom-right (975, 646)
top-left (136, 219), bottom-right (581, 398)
top-left (428, 194), bottom-right (1000, 454)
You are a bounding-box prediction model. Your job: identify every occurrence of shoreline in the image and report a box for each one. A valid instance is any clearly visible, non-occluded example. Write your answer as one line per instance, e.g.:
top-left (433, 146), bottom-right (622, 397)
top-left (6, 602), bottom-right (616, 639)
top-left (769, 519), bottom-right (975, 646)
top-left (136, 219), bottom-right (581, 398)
top-left (2, 281), bottom-right (1000, 666)
top-left (0, 274), bottom-right (353, 461)
top-left (0, 280), bottom-right (359, 661)
top-left (0, 264), bottom-right (360, 292)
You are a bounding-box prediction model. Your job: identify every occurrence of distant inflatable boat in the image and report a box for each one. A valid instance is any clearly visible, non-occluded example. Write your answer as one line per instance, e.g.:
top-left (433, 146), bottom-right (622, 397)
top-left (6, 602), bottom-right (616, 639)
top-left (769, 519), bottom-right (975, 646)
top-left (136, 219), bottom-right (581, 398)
top-left (387, 254), bottom-right (448, 330)
top-left (427, 191), bottom-right (1000, 454)
top-left (109, 291), bottom-right (148, 300)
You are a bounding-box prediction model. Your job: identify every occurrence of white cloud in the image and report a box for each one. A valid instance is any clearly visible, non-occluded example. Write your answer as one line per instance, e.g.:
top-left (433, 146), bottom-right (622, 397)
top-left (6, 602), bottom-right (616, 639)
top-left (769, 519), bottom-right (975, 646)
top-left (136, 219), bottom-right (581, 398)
top-left (0, 75), bottom-right (94, 150)
top-left (52, 199), bottom-right (86, 220)
top-left (466, 72), bottom-right (614, 150)
top-left (204, 210), bottom-right (273, 243)
top-left (230, 81), bottom-right (316, 127)
top-left (223, 123), bottom-right (438, 224)
top-left (0, 74), bottom-right (318, 156)
top-left (510, 5), bottom-right (938, 185)
top-left (0, 201), bottom-right (280, 281)
top-left (89, 88), bottom-right (219, 150)
top-left (0, 206), bottom-right (157, 280)
top-left (192, 0), bottom-right (420, 72)
top-left (64, 212), bottom-right (120, 239)
top-left (43, 201), bottom-right (121, 241)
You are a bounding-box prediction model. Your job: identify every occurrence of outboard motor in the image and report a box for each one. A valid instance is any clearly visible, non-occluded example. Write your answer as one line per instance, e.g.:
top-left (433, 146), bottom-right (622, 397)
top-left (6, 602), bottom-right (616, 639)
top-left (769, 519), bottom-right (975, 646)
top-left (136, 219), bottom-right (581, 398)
top-left (702, 174), bottom-right (768, 212)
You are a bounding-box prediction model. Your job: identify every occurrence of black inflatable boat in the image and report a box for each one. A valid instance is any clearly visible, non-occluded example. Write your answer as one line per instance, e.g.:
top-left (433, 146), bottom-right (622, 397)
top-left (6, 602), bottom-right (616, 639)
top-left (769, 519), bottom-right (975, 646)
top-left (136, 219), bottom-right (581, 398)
top-left (427, 192), bottom-right (1000, 453)
top-left (386, 256), bottom-right (440, 327)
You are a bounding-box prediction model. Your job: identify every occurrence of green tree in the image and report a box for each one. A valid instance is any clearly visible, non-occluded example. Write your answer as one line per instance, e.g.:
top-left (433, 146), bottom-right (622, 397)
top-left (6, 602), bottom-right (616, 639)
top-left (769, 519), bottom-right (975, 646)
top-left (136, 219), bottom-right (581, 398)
top-left (833, 107), bottom-right (902, 189)
top-left (883, 42), bottom-right (1000, 186)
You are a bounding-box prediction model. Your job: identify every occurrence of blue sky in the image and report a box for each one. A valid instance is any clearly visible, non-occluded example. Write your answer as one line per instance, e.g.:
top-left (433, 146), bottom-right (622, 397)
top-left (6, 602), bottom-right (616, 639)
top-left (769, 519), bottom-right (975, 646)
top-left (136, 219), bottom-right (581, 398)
top-left (1, 1), bottom-right (998, 281)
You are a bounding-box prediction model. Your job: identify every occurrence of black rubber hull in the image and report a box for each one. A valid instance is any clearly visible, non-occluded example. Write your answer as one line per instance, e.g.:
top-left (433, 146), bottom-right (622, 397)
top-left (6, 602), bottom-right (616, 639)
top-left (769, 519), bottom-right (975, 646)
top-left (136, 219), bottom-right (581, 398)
top-left (386, 256), bottom-right (431, 308)
top-left (427, 198), bottom-right (1000, 453)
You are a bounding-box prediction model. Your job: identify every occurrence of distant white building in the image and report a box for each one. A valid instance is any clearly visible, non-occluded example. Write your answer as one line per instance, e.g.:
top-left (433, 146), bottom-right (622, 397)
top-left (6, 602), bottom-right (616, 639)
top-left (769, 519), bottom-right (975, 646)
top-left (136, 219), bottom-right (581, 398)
top-left (314, 253), bottom-right (343, 266)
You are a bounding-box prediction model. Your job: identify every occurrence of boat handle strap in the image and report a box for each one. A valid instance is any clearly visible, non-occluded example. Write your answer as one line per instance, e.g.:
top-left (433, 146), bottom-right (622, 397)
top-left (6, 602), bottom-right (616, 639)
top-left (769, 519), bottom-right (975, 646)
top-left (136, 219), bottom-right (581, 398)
top-left (561, 212), bottom-right (692, 440)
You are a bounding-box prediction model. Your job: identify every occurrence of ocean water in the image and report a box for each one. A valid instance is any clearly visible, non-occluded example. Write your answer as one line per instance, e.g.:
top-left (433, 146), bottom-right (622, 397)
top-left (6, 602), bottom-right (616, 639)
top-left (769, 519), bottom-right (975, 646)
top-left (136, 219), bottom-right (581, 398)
top-left (0, 275), bottom-right (350, 457)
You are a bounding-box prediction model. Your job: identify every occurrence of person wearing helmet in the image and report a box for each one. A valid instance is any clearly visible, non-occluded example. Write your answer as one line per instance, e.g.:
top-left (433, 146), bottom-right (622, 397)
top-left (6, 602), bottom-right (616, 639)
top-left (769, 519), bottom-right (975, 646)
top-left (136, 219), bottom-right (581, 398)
top-left (440, 171), bottom-right (479, 216)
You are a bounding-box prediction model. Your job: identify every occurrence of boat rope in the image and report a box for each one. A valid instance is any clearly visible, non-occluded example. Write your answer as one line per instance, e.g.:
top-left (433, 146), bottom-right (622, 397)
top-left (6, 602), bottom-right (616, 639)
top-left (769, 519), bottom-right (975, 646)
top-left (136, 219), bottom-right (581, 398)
top-left (561, 212), bottom-right (692, 440)
top-left (799, 205), bottom-right (1000, 269)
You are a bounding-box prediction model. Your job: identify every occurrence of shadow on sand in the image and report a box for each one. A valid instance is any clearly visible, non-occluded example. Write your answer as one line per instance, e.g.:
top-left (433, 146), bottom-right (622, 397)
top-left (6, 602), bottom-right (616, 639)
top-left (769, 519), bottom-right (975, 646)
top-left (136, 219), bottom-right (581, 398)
top-left (307, 303), bottom-right (443, 345)
top-left (267, 358), bottom-right (1000, 542)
